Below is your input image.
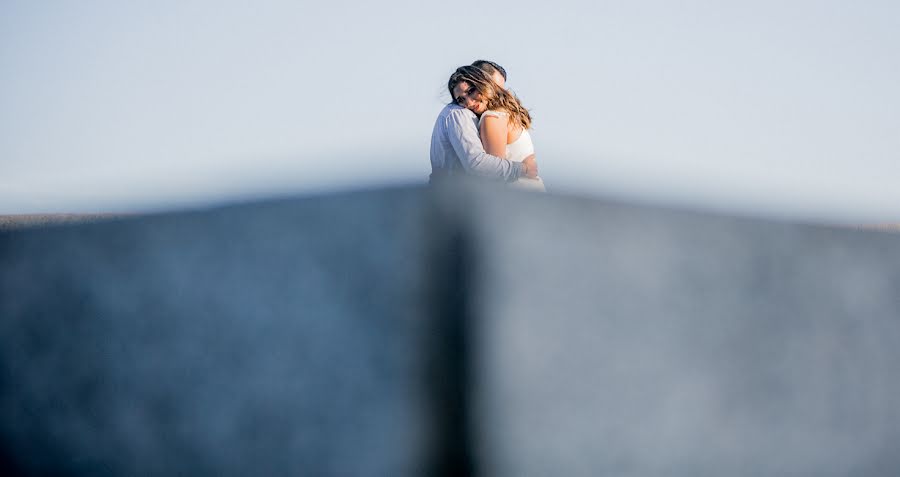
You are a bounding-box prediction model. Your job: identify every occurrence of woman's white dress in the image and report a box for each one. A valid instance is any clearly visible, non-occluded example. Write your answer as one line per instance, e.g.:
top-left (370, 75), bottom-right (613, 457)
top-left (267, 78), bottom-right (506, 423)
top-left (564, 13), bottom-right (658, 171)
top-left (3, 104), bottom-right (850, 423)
top-left (480, 110), bottom-right (546, 192)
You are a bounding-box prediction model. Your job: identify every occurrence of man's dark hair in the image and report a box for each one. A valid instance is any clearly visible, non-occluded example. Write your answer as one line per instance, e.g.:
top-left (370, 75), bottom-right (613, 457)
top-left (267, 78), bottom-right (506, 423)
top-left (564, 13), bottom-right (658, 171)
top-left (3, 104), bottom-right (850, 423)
top-left (471, 60), bottom-right (507, 81)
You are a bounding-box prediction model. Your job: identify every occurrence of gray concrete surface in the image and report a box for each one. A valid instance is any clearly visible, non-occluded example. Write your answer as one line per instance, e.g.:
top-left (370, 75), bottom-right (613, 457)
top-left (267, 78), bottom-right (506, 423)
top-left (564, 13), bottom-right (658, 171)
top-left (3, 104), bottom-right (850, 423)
top-left (0, 214), bottom-right (127, 231)
top-left (1, 182), bottom-right (899, 476)
top-left (0, 189), bottom-right (438, 476)
top-left (465, 187), bottom-right (900, 476)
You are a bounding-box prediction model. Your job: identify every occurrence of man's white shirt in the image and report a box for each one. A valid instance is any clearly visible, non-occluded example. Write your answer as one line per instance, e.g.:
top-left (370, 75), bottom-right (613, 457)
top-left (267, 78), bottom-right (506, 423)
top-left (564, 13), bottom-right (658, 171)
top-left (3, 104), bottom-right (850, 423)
top-left (429, 104), bottom-right (523, 182)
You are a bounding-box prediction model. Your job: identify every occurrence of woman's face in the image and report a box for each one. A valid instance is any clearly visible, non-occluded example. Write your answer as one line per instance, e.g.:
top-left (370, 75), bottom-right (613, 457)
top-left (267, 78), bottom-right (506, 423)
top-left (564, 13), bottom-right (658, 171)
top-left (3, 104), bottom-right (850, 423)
top-left (452, 81), bottom-right (488, 115)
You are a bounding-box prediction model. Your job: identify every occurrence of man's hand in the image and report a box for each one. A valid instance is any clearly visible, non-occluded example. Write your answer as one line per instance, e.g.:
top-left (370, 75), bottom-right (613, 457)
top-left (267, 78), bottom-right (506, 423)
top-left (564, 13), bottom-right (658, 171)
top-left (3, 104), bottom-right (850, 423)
top-left (522, 154), bottom-right (539, 179)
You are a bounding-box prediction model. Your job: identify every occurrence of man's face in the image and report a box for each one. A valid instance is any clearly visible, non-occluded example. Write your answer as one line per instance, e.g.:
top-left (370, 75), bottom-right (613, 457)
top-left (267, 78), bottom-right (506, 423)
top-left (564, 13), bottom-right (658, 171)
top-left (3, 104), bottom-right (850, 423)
top-left (452, 81), bottom-right (488, 115)
top-left (491, 71), bottom-right (506, 89)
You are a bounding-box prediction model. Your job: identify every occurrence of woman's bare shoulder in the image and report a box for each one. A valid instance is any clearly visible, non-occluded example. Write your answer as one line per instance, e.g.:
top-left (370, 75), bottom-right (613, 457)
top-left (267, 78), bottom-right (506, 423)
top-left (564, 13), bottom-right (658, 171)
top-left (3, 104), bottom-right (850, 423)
top-left (478, 110), bottom-right (509, 128)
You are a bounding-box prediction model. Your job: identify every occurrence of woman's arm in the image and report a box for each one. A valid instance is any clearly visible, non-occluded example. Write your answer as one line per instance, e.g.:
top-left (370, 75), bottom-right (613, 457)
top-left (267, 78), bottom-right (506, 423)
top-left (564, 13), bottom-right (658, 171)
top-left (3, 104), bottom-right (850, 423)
top-left (444, 108), bottom-right (522, 180)
top-left (479, 114), bottom-right (509, 158)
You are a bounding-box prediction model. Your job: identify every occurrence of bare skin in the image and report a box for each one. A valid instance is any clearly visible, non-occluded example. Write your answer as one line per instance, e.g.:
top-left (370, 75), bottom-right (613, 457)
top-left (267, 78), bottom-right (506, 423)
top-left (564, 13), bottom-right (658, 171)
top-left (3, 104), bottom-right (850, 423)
top-left (479, 113), bottom-right (524, 158)
top-left (490, 71), bottom-right (506, 89)
top-left (451, 81), bottom-right (538, 179)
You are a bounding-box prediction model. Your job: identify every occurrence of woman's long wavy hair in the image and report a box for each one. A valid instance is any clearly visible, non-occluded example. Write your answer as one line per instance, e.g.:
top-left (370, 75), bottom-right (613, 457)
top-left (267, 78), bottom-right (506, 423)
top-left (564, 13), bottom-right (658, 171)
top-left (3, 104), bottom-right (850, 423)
top-left (447, 65), bottom-right (532, 130)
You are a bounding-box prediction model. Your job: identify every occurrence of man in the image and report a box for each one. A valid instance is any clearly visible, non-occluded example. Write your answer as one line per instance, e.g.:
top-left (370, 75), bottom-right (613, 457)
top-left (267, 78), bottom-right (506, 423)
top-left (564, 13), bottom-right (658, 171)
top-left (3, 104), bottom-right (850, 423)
top-left (472, 59), bottom-right (507, 89)
top-left (429, 61), bottom-right (538, 183)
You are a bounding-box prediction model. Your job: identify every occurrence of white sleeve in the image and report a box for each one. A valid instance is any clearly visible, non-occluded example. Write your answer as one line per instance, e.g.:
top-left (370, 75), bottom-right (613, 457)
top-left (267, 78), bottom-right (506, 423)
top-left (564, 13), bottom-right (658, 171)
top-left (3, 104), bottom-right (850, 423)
top-left (477, 110), bottom-right (508, 127)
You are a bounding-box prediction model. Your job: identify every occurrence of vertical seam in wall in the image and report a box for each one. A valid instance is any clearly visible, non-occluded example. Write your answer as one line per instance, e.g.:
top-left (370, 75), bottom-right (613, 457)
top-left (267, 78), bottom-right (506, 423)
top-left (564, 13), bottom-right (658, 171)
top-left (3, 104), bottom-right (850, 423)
top-left (423, 184), bottom-right (478, 477)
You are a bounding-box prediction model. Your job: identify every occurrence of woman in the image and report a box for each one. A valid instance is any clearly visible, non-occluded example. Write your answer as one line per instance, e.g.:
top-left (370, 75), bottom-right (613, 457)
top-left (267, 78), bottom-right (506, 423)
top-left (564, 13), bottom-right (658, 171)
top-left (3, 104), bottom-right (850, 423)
top-left (448, 66), bottom-right (546, 191)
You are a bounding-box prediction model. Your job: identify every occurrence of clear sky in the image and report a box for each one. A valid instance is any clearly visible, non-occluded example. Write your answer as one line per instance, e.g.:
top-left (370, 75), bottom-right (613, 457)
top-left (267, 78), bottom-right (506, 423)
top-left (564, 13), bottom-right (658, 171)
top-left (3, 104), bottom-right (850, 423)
top-left (2, 1), bottom-right (898, 222)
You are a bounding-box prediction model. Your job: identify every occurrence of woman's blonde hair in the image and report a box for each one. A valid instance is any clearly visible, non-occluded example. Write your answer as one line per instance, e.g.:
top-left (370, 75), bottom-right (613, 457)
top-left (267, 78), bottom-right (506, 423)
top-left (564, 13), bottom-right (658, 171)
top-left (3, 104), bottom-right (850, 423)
top-left (447, 66), bottom-right (532, 130)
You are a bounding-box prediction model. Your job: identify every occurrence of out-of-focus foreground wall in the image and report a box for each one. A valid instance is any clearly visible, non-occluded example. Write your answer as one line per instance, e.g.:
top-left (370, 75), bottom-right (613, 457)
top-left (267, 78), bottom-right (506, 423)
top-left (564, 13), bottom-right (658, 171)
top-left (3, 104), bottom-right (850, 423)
top-left (1, 183), bottom-right (899, 476)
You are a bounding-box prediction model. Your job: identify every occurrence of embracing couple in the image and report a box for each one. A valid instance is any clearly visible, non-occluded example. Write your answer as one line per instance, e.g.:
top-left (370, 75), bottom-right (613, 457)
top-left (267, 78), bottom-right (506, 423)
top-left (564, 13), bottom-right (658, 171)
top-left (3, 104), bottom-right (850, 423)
top-left (429, 60), bottom-right (546, 192)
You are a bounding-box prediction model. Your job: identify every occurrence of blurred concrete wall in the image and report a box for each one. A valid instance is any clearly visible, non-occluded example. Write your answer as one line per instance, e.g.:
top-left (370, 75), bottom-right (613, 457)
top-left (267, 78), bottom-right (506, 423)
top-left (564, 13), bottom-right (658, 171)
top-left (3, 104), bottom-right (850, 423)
top-left (0, 189), bottom-right (440, 476)
top-left (465, 187), bottom-right (900, 476)
top-left (1, 183), bottom-right (899, 476)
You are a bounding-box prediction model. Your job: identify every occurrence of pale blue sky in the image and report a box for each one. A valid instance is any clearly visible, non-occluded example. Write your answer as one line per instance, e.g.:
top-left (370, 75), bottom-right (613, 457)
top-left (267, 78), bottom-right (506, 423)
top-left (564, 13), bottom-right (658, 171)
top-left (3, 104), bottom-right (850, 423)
top-left (2, 1), bottom-right (898, 221)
